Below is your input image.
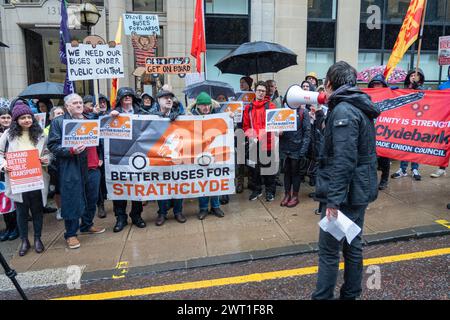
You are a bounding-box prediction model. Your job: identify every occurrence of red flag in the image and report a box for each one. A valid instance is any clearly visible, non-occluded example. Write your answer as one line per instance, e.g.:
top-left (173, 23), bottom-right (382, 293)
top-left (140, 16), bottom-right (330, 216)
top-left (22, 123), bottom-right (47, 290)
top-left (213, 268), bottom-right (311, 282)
top-left (191, 0), bottom-right (206, 73)
top-left (384, 0), bottom-right (426, 80)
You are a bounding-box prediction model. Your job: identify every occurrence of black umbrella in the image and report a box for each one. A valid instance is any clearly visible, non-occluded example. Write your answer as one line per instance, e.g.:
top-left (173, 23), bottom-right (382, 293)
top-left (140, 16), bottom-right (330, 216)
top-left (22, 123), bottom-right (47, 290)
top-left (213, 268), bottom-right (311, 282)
top-left (215, 41), bottom-right (297, 76)
top-left (183, 80), bottom-right (236, 99)
top-left (18, 81), bottom-right (65, 99)
top-left (0, 41), bottom-right (8, 48)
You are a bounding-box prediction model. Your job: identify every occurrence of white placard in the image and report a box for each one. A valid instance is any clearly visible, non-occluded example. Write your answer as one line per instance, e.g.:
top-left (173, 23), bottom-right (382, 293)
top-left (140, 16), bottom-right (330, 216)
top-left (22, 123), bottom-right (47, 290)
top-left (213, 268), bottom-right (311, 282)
top-left (123, 14), bottom-right (160, 35)
top-left (66, 44), bottom-right (124, 81)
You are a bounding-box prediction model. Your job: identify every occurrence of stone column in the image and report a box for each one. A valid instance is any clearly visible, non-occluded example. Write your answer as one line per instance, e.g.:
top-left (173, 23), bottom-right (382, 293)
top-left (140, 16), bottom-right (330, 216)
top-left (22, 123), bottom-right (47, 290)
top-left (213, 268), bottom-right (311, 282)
top-left (107, 0), bottom-right (131, 89)
top-left (335, 0), bottom-right (361, 69)
top-left (274, 0), bottom-right (308, 94)
top-left (166, 0), bottom-right (195, 98)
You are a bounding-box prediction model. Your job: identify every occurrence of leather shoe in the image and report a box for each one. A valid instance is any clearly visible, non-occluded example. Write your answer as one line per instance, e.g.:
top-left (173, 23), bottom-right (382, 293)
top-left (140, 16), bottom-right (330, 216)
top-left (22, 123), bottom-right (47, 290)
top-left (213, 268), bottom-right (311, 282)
top-left (132, 217), bottom-right (146, 228)
top-left (174, 213), bottom-right (187, 223)
top-left (8, 228), bottom-right (19, 241)
top-left (113, 220), bottom-right (128, 233)
top-left (155, 214), bottom-right (167, 226)
top-left (0, 230), bottom-right (10, 242)
top-left (34, 238), bottom-right (45, 254)
top-left (19, 239), bottom-right (31, 257)
top-left (97, 204), bottom-right (107, 219)
top-left (211, 207), bottom-right (224, 218)
top-left (197, 209), bottom-right (209, 220)
top-left (43, 206), bottom-right (57, 214)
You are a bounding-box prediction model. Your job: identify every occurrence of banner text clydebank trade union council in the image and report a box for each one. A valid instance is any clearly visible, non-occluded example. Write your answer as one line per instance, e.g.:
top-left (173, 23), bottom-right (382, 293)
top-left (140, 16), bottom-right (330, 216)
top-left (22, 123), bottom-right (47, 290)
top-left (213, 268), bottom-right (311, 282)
top-left (363, 88), bottom-right (450, 167)
top-left (105, 114), bottom-right (235, 201)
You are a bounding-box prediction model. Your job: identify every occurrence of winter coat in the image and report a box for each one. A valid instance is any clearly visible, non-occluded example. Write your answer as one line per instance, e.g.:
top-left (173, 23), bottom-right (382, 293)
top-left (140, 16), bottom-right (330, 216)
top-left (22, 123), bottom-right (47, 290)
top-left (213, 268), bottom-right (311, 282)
top-left (0, 129), bottom-right (51, 205)
top-left (280, 108), bottom-right (311, 160)
top-left (368, 74), bottom-right (388, 88)
top-left (438, 67), bottom-right (450, 90)
top-left (242, 97), bottom-right (276, 151)
top-left (47, 113), bottom-right (88, 220)
top-left (187, 99), bottom-right (221, 115)
top-left (315, 85), bottom-right (380, 208)
top-left (271, 91), bottom-right (283, 109)
top-left (149, 102), bottom-right (185, 120)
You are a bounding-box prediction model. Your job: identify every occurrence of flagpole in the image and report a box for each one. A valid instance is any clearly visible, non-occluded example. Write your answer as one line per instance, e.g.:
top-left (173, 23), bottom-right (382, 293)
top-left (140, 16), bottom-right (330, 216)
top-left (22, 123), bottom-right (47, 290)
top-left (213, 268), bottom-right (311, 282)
top-left (415, 0), bottom-right (428, 80)
top-left (202, 0), bottom-right (207, 80)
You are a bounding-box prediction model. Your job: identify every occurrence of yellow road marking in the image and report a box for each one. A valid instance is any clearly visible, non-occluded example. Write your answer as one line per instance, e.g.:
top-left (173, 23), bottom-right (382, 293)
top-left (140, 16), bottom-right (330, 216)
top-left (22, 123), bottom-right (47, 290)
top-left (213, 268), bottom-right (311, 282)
top-left (435, 220), bottom-right (450, 229)
top-left (112, 261), bottom-right (129, 280)
top-left (54, 247), bottom-right (450, 300)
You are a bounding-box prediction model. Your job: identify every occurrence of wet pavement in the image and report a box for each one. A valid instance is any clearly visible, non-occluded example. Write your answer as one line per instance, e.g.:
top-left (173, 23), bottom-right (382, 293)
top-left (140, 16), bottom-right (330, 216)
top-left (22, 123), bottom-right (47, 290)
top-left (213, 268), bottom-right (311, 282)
top-left (0, 162), bottom-right (449, 291)
top-left (0, 235), bottom-right (448, 300)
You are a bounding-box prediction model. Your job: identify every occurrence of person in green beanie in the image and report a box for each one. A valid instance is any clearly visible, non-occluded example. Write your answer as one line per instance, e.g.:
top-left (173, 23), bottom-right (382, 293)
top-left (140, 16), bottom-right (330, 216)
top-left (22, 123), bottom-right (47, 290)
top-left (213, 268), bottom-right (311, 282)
top-left (189, 92), bottom-right (225, 220)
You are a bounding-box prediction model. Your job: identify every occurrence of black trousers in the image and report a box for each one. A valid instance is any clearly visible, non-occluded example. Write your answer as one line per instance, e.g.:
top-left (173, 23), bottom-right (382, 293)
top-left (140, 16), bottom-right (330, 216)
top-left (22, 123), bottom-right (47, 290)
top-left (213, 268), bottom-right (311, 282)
top-left (248, 145), bottom-right (276, 195)
top-left (113, 200), bottom-right (143, 222)
top-left (378, 157), bottom-right (390, 182)
top-left (16, 190), bottom-right (44, 240)
top-left (284, 157), bottom-right (301, 193)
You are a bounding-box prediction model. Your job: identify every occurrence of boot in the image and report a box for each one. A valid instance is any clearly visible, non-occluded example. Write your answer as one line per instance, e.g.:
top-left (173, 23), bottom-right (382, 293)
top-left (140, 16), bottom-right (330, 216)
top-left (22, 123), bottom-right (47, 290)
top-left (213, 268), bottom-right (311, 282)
top-left (286, 192), bottom-right (299, 208)
top-left (34, 237), bottom-right (45, 254)
top-left (19, 238), bottom-right (31, 257)
top-left (0, 213), bottom-right (12, 242)
top-left (8, 212), bottom-right (18, 241)
top-left (97, 203), bottom-right (106, 219)
top-left (280, 192), bottom-right (291, 207)
top-left (8, 226), bottom-right (19, 241)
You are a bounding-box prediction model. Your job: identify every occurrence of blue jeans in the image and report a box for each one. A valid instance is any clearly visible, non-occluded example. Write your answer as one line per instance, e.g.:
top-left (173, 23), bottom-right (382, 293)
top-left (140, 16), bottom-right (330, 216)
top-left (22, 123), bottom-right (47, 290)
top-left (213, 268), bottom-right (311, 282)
top-left (400, 161), bottom-right (419, 172)
top-left (157, 199), bottom-right (183, 216)
top-left (199, 196), bottom-right (220, 210)
top-left (65, 219), bottom-right (79, 239)
top-left (312, 203), bottom-right (367, 300)
top-left (80, 169), bottom-right (101, 232)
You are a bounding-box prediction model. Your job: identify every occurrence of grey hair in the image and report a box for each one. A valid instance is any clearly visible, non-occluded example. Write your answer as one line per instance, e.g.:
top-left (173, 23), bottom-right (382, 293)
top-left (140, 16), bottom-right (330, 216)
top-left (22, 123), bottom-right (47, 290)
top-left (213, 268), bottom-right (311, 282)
top-left (64, 93), bottom-right (82, 106)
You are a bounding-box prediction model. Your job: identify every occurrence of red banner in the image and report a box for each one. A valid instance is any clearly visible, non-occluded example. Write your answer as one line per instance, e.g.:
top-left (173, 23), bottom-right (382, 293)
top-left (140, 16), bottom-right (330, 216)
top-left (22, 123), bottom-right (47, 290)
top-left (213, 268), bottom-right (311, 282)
top-left (363, 88), bottom-right (450, 167)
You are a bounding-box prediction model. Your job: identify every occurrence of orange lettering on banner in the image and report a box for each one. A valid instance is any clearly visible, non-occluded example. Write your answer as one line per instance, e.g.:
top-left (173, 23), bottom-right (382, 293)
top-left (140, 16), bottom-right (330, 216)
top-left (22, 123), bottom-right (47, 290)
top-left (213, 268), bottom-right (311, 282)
top-left (156, 184), bottom-right (165, 194)
top-left (198, 180), bottom-right (208, 193)
top-left (221, 179), bottom-right (229, 191)
top-left (146, 184), bottom-right (157, 196)
top-left (124, 184), bottom-right (133, 196)
top-left (167, 183), bottom-right (178, 195)
top-left (180, 183), bottom-right (190, 195)
top-left (191, 182), bottom-right (199, 194)
top-left (135, 184), bottom-right (145, 197)
top-left (113, 184), bottom-right (124, 196)
top-left (210, 180), bottom-right (219, 192)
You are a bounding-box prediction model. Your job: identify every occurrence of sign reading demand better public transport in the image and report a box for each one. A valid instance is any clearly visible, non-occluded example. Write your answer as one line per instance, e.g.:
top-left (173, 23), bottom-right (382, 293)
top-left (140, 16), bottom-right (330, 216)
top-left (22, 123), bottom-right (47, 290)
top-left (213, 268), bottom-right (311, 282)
top-left (66, 44), bottom-right (125, 81)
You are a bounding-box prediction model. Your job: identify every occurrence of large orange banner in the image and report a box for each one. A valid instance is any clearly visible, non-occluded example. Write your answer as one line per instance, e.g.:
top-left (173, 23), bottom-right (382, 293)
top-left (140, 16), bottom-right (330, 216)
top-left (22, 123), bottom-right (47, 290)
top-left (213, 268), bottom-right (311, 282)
top-left (363, 88), bottom-right (450, 167)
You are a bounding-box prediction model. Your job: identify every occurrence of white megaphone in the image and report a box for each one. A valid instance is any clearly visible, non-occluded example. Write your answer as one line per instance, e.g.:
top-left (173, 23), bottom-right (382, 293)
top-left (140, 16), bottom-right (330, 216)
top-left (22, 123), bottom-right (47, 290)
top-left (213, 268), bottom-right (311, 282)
top-left (285, 84), bottom-right (327, 109)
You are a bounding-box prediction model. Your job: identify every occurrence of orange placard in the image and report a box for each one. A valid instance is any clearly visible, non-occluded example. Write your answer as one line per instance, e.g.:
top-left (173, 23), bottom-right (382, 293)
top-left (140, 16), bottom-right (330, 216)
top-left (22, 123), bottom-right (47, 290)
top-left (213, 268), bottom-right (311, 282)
top-left (6, 149), bottom-right (44, 194)
top-left (236, 92), bottom-right (256, 103)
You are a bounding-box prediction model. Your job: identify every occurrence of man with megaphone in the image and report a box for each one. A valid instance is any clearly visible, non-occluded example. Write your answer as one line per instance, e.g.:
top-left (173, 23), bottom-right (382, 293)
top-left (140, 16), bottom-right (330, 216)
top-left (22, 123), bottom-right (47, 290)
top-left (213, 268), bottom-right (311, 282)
top-left (304, 61), bottom-right (380, 300)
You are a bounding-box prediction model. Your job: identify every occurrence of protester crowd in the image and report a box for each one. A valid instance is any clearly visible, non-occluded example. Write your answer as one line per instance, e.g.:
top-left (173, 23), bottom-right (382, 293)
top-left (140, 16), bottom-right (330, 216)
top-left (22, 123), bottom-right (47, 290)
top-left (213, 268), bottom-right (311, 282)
top-left (0, 66), bottom-right (449, 257)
